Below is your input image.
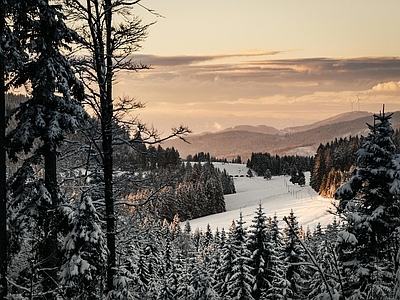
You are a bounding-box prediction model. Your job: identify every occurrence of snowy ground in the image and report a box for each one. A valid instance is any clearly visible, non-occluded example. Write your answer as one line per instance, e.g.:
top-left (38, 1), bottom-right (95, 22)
top-left (186, 163), bottom-right (337, 232)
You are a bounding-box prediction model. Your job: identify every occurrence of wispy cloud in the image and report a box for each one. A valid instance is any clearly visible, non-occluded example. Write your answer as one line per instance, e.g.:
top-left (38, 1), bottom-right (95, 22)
top-left (116, 54), bottom-right (400, 133)
top-left (133, 50), bottom-right (286, 67)
top-left (129, 55), bottom-right (400, 88)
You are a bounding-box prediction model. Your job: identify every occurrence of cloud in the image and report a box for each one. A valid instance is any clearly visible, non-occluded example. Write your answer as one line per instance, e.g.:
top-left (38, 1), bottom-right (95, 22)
top-left (371, 81), bottom-right (400, 93)
top-left (114, 55), bottom-right (400, 134)
top-left (129, 56), bottom-right (400, 92)
top-left (213, 122), bottom-right (223, 130)
top-left (133, 50), bottom-right (285, 67)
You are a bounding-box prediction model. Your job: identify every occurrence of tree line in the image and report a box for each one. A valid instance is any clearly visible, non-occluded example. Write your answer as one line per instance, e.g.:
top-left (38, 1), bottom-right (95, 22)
top-left (186, 151), bottom-right (243, 164)
top-left (246, 152), bottom-right (314, 177)
top-left (126, 161), bottom-right (235, 223)
top-left (310, 129), bottom-right (400, 198)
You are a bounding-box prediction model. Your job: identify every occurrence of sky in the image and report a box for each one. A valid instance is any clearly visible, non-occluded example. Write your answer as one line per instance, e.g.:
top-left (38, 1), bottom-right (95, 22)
top-left (113, 0), bottom-right (400, 134)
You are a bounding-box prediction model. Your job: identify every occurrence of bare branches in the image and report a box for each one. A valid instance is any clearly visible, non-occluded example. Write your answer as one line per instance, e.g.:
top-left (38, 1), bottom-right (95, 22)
top-left (136, 2), bottom-right (164, 18)
top-left (112, 0), bottom-right (165, 18)
top-left (115, 180), bottom-right (172, 208)
top-left (113, 95), bottom-right (145, 120)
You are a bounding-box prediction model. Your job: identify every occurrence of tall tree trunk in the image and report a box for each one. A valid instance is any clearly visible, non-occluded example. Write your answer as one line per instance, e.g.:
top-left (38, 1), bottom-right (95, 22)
top-left (104, 0), bottom-right (116, 292)
top-left (42, 144), bottom-right (58, 299)
top-left (0, 0), bottom-right (7, 297)
top-left (40, 1), bottom-right (59, 297)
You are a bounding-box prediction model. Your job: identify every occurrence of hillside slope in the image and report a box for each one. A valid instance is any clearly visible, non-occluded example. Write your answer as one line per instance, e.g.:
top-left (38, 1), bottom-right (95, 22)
top-left (186, 163), bottom-right (334, 231)
top-left (163, 111), bottom-right (400, 160)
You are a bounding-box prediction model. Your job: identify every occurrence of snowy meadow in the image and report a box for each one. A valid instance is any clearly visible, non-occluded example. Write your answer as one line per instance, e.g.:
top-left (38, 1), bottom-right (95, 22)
top-left (187, 163), bottom-right (335, 232)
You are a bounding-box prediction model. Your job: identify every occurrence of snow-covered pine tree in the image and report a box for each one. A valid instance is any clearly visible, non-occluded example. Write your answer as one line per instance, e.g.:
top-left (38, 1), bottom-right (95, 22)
top-left (283, 209), bottom-right (309, 298)
top-left (6, 1), bottom-right (85, 297)
top-left (156, 232), bottom-right (180, 299)
top-left (131, 245), bottom-right (151, 298)
top-left (7, 157), bottom-right (54, 299)
top-left (197, 223), bottom-right (214, 266)
top-left (226, 212), bottom-right (255, 300)
top-left (188, 254), bottom-right (218, 300)
top-left (175, 218), bottom-right (197, 299)
top-left (211, 227), bottom-right (222, 268)
top-left (60, 192), bottom-right (108, 299)
top-left (306, 224), bottom-right (343, 299)
top-left (393, 153), bottom-right (400, 299)
top-left (334, 107), bottom-right (400, 298)
top-left (248, 203), bottom-right (271, 299)
top-left (263, 215), bottom-right (292, 299)
top-left (214, 222), bottom-right (236, 297)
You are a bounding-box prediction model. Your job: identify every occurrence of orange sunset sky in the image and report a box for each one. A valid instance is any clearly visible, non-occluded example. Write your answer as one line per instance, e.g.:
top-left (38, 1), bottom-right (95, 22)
top-left (114, 0), bottom-right (400, 134)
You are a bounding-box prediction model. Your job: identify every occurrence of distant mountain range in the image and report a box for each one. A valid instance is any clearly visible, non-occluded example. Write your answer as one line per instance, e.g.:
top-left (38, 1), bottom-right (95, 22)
top-left (162, 111), bottom-right (400, 161)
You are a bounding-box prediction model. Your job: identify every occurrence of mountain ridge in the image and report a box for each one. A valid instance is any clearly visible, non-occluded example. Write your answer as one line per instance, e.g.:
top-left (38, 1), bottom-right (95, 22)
top-left (163, 111), bottom-right (400, 160)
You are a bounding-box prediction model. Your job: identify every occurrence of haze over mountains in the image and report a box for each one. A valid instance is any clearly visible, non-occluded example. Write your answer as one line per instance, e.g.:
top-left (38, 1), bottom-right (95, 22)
top-left (163, 111), bottom-right (400, 160)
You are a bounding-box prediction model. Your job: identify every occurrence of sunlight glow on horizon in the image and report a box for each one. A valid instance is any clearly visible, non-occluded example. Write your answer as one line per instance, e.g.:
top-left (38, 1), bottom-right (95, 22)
top-left (88, 1), bottom-right (400, 133)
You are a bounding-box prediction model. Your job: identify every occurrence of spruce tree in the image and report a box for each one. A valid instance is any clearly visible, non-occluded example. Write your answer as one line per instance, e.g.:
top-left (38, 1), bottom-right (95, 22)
top-left (283, 210), bottom-right (308, 298)
top-left (227, 213), bottom-right (255, 300)
top-left (6, 1), bottom-right (85, 297)
top-left (307, 225), bottom-right (343, 299)
top-left (334, 107), bottom-right (400, 298)
top-left (60, 192), bottom-right (108, 299)
top-left (263, 215), bottom-right (292, 299)
top-left (188, 257), bottom-right (218, 300)
top-left (156, 233), bottom-right (180, 299)
top-left (214, 222), bottom-right (236, 297)
top-left (248, 203), bottom-right (271, 299)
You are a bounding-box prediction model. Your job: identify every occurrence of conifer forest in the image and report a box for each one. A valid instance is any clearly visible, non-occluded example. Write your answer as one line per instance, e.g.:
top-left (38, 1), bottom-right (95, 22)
top-left (1, 1), bottom-right (400, 299)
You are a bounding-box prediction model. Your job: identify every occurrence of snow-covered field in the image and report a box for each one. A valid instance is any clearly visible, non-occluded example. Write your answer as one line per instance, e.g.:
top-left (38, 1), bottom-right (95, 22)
top-left (187, 163), bottom-right (336, 232)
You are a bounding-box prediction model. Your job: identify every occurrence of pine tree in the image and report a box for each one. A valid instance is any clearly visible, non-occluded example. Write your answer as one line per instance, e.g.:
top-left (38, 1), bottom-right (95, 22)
top-left (307, 225), bottom-right (343, 299)
top-left (334, 107), bottom-right (400, 298)
top-left (212, 228), bottom-right (226, 296)
top-left (6, 1), bottom-right (85, 297)
top-left (283, 210), bottom-right (308, 298)
top-left (311, 144), bottom-right (326, 192)
top-left (248, 203), bottom-right (271, 299)
top-left (263, 215), bottom-right (292, 299)
top-left (214, 223), bottom-right (236, 297)
top-left (188, 257), bottom-right (218, 300)
top-left (60, 192), bottom-right (108, 299)
top-left (226, 213), bottom-right (255, 300)
top-left (297, 170), bottom-right (306, 186)
top-left (7, 158), bottom-right (54, 298)
top-left (156, 233), bottom-right (180, 299)
top-left (131, 245), bottom-right (151, 298)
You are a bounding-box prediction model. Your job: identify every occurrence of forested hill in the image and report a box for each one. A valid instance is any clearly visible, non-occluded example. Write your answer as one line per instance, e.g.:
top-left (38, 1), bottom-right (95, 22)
top-left (162, 111), bottom-right (400, 160)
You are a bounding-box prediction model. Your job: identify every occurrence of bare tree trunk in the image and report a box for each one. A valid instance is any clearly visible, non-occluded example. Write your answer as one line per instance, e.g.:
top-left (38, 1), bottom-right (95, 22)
top-left (0, 0), bottom-right (7, 297)
top-left (104, 0), bottom-right (116, 292)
